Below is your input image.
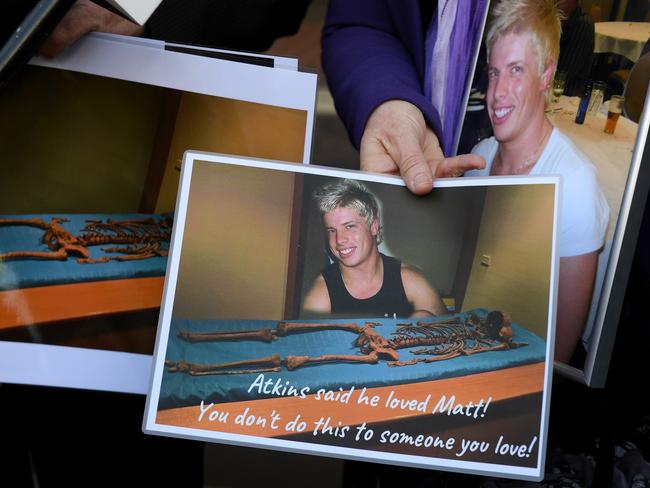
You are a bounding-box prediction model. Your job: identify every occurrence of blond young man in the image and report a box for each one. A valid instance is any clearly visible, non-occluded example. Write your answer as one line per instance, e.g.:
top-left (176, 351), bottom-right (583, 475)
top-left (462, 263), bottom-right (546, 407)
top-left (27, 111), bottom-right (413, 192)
top-left (466, 0), bottom-right (609, 362)
top-left (302, 179), bottom-right (447, 319)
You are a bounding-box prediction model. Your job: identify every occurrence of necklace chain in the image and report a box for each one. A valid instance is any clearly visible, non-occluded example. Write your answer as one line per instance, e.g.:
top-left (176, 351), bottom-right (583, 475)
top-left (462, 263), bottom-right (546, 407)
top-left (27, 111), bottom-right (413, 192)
top-left (497, 125), bottom-right (552, 175)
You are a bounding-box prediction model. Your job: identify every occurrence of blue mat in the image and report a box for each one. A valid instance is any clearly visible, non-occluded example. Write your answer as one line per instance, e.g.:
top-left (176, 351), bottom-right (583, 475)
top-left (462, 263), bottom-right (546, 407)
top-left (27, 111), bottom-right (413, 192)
top-left (159, 309), bottom-right (546, 409)
top-left (0, 214), bottom-right (170, 291)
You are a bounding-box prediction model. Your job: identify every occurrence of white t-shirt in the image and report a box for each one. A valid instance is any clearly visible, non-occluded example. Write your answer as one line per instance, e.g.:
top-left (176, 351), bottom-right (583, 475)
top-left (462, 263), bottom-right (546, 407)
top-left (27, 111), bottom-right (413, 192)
top-left (467, 128), bottom-right (610, 257)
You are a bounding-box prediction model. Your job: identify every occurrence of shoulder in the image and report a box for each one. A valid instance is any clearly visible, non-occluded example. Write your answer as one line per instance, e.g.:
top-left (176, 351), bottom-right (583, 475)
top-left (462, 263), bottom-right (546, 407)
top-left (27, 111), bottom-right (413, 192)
top-left (399, 264), bottom-right (447, 316)
top-left (545, 131), bottom-right (610, 255)
top-left (548, 129), bottom-right (588, 159)
top-left (540, 129), bottom-right (597, 176)
top-left (471, 136), bottom-right (498, 157)
top-left (545, 130), bottom-right (606, 204)
top-left (400, 264), bottom-right (434, 300)
top-left (399, 263), bottom-right (432, 290)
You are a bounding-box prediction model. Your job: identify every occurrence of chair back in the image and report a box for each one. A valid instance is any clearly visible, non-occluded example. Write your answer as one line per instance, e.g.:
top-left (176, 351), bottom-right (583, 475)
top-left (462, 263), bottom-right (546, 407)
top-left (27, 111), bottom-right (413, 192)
top-left (624, 52), bottom-right (650, 123)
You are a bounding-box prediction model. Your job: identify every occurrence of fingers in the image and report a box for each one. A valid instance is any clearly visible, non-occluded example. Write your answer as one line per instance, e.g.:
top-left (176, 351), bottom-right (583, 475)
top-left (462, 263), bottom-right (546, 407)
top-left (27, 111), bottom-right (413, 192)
top-left (360, 135), bottom-right (400, 174)
top-left (39, 2), bottom-right (99, 57)
top-left (39, 0), bottom-right (144, 57)
top-left (360, 100), bottom-right (436, 194)
top-left (361, 124), bottom-right (434, 194)
top-left (359, 100), bottom-right (485, 194)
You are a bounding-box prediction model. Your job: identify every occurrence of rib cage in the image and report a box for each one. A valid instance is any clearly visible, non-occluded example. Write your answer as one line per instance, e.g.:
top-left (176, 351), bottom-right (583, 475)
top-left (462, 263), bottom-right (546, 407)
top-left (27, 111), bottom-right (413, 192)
top-left (0, 216), bottom-right (172, 263)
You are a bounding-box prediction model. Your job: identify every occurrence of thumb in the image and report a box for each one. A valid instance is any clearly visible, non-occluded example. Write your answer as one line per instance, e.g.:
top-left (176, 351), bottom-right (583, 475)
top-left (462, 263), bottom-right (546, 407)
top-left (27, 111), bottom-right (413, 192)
top-left (396, 132), bottom-right (435, 195)
top-left (434, 154), bottom-right (486, 178)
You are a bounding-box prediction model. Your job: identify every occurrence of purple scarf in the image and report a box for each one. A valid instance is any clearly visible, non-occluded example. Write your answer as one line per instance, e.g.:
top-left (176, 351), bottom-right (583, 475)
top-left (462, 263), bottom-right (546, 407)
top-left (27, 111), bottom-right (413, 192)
top-left (424, 0), bottom-right (489, 156)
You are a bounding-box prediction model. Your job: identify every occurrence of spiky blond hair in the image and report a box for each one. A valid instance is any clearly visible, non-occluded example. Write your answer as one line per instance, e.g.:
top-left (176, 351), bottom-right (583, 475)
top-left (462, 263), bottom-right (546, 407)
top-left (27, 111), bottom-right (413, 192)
top-left (486, 0), bottom-right (562, 77)
top-left (314, 178), bottom-right (383, 244)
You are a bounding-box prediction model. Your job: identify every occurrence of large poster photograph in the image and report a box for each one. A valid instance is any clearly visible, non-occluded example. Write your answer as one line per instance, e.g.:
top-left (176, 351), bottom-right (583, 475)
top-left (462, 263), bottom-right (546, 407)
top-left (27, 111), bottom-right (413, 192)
top-left (144, 152), bottom-right (560, 481)
top-left (454, 0), bottom-right (650, 388)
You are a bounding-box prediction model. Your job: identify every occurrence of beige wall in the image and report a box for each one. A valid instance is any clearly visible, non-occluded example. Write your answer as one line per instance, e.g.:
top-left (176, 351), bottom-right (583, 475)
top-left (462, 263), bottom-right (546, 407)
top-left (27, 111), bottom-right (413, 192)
top-left (1, 67), bottom-right (308, 215)
top-left (461, 185), bottom-right (555, 338)
top-left (0, 66), bottom-right (163, 213)
top-left (155, 93), bottom-right (307, 213)
top-left (171, 162), bottom-right (295, 319)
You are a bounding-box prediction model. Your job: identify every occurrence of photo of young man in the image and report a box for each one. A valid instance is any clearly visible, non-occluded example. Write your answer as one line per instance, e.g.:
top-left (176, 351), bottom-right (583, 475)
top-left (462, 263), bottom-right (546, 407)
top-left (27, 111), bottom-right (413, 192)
top-left (301, 179), bottom-right (447, 318)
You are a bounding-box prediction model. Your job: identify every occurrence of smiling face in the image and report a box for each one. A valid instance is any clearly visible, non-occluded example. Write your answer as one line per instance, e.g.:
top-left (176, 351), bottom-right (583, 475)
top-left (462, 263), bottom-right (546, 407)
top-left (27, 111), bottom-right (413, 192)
top-left (323, 206), bottom-right (380, 269)
top-left (487, 31), bottom-right (553, 145)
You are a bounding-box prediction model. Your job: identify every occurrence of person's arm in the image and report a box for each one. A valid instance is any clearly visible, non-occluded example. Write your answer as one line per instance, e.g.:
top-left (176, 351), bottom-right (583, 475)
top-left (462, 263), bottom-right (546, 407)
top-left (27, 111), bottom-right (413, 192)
top-left (555, 252), bottom-right (598, 363)
top-left (322, 0), bottom-right (484, 194)
top-left (301, 275), bottom-right (332, 315)
top-left (401, 265), bottom-right (448, 317)
top-left (554, 159), bottom-right (609, 361)
top-left (322, 0), bottom-right (434, 150)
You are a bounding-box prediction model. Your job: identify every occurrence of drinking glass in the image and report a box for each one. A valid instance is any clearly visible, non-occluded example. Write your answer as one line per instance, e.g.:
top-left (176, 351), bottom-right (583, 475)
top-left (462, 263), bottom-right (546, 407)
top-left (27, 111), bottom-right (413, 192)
top-left (604, 95), bottom-right (625, 134)
top-left (588, 81), bottom-right (606, 115)
top-left (552, 71), bottom-right (567, 103)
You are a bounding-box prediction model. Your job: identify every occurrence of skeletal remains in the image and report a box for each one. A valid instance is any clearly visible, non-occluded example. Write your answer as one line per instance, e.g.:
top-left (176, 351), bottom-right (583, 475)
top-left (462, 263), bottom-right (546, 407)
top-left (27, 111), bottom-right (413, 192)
top-left (0, 216), bottom-right (172, 263)
top-left (165, 310), bottom-right (528, 375)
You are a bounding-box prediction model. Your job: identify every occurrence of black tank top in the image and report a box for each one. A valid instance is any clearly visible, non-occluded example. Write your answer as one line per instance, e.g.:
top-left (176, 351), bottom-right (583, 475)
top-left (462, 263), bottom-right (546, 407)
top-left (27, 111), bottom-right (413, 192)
top-left (322, 253), bottom-right (414, 318)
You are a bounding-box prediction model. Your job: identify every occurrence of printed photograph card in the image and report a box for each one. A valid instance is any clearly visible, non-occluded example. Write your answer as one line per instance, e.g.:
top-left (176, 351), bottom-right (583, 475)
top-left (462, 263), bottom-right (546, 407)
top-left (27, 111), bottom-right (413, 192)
top-left (0, 33), bottom-right (316, 393)
top-left (143, 152), bottom-right (560, 481)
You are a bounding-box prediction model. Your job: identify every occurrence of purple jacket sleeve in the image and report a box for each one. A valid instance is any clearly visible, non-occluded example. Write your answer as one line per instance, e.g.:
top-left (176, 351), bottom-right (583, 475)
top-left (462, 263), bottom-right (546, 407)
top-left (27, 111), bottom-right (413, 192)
top-left (321, 0), bottom-right (442, 150)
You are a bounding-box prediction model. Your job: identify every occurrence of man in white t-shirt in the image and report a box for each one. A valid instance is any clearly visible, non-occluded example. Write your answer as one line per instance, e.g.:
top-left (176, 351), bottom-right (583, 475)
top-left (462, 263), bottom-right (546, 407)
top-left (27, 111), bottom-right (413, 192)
top-left (465, 0), bottom-right (609, 362)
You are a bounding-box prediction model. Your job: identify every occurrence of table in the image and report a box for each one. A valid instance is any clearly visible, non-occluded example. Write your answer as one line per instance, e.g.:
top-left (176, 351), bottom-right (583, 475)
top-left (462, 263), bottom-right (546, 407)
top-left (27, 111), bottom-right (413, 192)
top-left (156, 360), bottom-right (544, 471)
top-left (0, 277), bottom-right (164, 331)
top-left (546, 95), bottom-right (639, 241)
top-left (156, 362), bottom-right (544, 438)
top-left (594, 22), bottom-right (650, 62)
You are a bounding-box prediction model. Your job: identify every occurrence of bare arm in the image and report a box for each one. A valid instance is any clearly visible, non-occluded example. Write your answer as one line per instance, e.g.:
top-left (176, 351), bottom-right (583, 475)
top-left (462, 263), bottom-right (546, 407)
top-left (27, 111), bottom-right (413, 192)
top-left (301, 275), bottom-right (332, 316)
top-left (555, 252), bottom-right (598, 362)
top-left (401, 265), bottom-right (448, 317)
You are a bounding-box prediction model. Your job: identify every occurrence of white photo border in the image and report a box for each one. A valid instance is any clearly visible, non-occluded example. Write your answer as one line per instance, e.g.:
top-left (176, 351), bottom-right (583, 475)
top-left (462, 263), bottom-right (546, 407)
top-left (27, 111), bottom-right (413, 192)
top-left (30, 33), bottom-right (317, 164)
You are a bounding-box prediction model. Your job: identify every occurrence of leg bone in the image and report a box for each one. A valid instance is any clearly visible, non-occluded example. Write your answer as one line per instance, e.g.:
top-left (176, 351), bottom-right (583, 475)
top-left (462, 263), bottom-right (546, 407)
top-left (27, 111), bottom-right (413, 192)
top-left (165, 354), bottom-right (281, 375)
top-left (283, 352), bottom-right (379, 370)
top-left (177, 328), bottom-right (276, 343)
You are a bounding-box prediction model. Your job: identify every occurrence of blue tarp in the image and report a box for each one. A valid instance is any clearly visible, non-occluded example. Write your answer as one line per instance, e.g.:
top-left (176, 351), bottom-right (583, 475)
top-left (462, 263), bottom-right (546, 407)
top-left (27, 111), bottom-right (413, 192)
top-left (0, 214), bottom-right (169, 290)
top-left (159, 309), bottom-right (546, 409)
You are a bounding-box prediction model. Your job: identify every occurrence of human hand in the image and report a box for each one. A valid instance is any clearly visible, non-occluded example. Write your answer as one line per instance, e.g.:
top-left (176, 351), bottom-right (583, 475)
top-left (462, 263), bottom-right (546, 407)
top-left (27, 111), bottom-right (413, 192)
top-left (39, 0), bottom-right (145, 57)
top-left (360, 100), bottom-right (485, 195)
